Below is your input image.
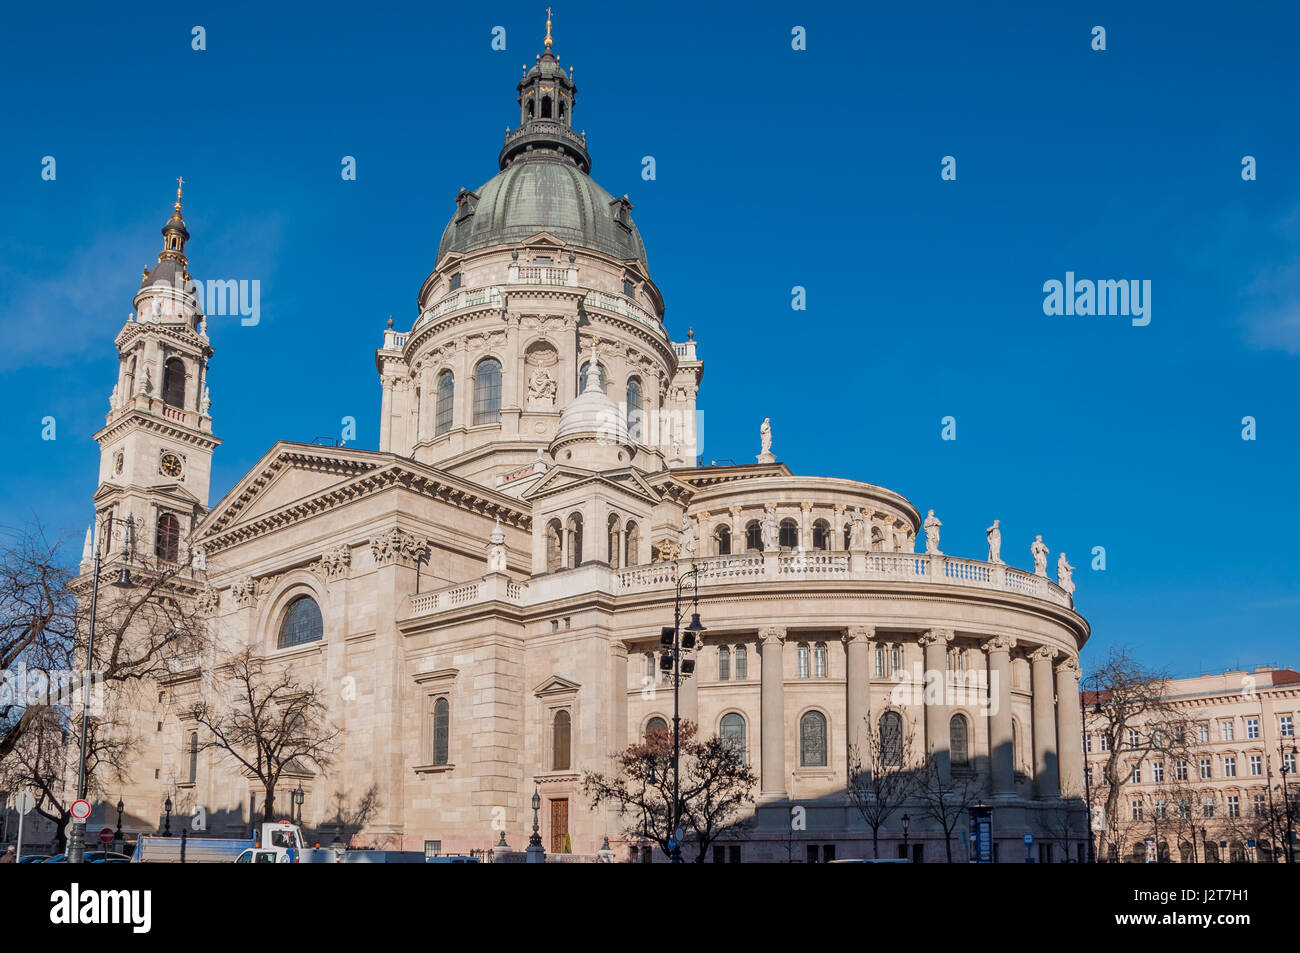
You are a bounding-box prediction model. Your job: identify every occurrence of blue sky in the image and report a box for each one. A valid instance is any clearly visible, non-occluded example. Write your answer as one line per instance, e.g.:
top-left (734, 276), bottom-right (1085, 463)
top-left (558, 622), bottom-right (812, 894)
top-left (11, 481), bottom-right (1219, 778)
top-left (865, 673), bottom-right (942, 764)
top-left (1, 1), bottom-right (1296, 676)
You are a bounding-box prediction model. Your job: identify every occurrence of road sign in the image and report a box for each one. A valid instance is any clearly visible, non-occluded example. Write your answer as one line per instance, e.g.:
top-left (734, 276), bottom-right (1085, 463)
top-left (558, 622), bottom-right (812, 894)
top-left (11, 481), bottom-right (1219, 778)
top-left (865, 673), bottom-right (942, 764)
top-left (14, 791), bottom-right (34, 815)
top-left (99, 827), bottom-right (115, 844)
top-left (70, 799), bottom-right (92, 821)
top-left (666, 837), bottom-right (678, 852)
top-left (1022, 832), bottom-right (1033, 845)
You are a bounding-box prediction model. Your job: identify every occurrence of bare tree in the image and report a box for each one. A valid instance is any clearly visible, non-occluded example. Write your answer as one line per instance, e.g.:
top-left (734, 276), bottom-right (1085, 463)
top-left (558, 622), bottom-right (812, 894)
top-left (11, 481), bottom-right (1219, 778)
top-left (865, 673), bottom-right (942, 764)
top-left (582, 721), bottom-right (757, 862)
top-left (1084, 647), bottom-right (1191, 863)
top-left (187, 647), bottom-right (340, 824)
top-left (847, 713), bottom-right (916, 858)
top-left (913, 753), bottom-right (985, 863)
top-left (326, 784), bottom-right (383, 848)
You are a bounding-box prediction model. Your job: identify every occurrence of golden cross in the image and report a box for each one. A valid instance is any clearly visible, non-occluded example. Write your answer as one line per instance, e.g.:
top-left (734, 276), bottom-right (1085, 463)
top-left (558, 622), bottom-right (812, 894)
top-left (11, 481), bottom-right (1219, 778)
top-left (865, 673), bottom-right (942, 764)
top-left (175, 176), bottom-right (185, 209)
top-left (545, 8), bottom-right (553, 48)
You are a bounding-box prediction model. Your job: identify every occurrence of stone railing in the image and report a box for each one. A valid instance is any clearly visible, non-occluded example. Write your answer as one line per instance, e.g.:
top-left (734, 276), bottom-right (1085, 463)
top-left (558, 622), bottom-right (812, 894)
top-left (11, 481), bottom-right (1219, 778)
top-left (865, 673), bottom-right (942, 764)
top-left (673, 340), bottom-right (697, 361)
top-left (513, 265), bottom-right (574, 286)
top-left (616, 550), bottom-right (1074, 609)
top-left (413, 285), bottom-right (505, 333)
top-left (582, 290), bottom-right (662, 334)
top-left (406, 574), bottom-right (529, 619)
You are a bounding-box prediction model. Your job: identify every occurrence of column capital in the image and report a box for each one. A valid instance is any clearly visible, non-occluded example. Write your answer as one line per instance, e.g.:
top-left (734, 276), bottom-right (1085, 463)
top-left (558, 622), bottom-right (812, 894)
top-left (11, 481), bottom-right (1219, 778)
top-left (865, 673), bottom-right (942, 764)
top-left (1028, 645), bottom-right (1058, 664)
top-left (800, 500), bottom-right (813, 512)
top-left (917, 627), bottom-right (954, 647)
top-left (980, 635), bottom-right (1017, 654)
top-left (1054, 655), bottom-right (1080, 676)
top-left (727, 505), bottom-right (743, 517)
top-left (760, 626), bottom-right (786, 645)
top-left (843, 625), bottom-right (875, 644)
top-left (608, 639), bottom-right (628, 658)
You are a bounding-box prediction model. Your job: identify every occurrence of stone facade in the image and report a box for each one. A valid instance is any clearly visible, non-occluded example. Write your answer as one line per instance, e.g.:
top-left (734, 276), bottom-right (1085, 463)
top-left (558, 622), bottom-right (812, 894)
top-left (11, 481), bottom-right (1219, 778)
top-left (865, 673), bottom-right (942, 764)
top-left (78, 28), bottom-right (1090, 861)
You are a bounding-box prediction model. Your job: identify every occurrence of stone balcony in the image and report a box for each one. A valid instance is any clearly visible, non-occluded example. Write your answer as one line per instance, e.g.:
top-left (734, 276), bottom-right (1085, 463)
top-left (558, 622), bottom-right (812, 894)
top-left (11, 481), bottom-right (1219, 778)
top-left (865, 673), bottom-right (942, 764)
top-left (400, 550), bottom-right (1074, 624)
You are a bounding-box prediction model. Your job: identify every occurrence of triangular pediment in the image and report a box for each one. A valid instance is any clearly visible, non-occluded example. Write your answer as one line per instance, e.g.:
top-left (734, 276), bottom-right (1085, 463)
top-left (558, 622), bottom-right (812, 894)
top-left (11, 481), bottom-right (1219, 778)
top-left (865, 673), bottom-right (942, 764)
top-left (520, 231), bottom-right (569, 250)
top-left (524, 464), bottom-right (660, 506)
top-left (533, 674), bottom-right (581, 697)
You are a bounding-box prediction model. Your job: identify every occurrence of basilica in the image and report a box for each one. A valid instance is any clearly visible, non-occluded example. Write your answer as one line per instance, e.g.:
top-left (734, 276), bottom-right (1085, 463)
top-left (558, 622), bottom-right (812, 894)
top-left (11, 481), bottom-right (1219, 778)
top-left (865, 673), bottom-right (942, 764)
top-left (83, 22), bottom-right (1090, 861)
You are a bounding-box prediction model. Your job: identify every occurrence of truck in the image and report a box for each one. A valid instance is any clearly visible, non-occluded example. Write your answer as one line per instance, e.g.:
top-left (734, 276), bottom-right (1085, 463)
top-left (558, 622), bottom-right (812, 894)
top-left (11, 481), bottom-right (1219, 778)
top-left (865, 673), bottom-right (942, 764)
top-left (132, 820), bottom-right (307, 863)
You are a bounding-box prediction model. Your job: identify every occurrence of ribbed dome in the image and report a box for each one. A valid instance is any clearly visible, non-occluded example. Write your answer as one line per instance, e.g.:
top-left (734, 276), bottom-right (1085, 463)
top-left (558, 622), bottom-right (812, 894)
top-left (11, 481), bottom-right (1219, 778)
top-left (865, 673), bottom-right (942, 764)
top-left (553, 362), bottom-right (628, 446)
top-left (436, 156), bottom-right (647, 266)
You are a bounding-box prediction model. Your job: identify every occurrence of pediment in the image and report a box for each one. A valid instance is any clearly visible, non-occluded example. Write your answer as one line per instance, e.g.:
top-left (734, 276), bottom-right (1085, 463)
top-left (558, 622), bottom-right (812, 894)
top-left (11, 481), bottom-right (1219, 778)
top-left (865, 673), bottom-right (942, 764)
top-left (533, 674), bottom-right (581, 697)
top-left (520, 231), bottom-right (569, 250)
top-left (524, 465), bottom-right (660, 506)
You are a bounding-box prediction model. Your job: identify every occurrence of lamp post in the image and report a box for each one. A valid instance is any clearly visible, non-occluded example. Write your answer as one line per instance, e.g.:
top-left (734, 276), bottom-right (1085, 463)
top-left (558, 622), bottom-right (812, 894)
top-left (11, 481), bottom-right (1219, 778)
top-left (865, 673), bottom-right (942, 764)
top-left (163, 796), bottom-right (172, 836)
top-left (294, 783), bottom-right (305, 826)
top-left (660, 563), bottom-right (703, 863)
top-left (1200, 825), bottom-right (1209, 864)
top-left (114, 798), bottom-right (124, 854)
top-left (529, 787), bottom-right (542, 848)
top-left (68, 513), bottom-right (135, 864)
top-left (1280, 741), bottom-right (1295, 864)
top-left (902, 812), bottom-right (911, 860)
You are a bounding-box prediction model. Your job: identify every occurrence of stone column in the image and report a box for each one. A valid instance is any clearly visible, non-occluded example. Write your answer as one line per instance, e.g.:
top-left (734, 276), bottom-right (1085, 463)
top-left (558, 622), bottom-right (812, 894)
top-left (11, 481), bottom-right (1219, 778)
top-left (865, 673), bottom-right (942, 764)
top-left (918, 628), bottom-right (954, 779)
top-left (843, 626), bottom-right (873, 774)
top-left (981, 635), bottom-right (1017, 796)
top-left (679, 645), bottom-right (699, 726)
top-left (610, 641), bottom-right (629, 765)
top-left (1055, 656), bottom-right (1083, 798)
top-left (1029, 646), bottom-right (1060, 798)
top-left (728, 506), bottom-right (743, 552)
top-left (759, 626), bottom-right (787, 800)
top-left (800, 501), bottom-right (812, 551)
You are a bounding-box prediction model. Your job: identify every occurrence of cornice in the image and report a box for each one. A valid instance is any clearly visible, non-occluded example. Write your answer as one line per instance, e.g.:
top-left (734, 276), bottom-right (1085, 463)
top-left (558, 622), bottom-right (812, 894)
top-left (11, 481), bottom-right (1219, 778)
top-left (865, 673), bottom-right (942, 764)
top-left (93, 408), bottom-right (221, 451)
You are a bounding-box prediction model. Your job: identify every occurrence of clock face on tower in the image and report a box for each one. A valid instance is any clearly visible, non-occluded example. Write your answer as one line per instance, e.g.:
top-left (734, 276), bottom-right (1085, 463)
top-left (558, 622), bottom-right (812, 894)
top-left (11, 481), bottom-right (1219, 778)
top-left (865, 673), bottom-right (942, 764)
top-left (160, 453), bottom-right (183, 478)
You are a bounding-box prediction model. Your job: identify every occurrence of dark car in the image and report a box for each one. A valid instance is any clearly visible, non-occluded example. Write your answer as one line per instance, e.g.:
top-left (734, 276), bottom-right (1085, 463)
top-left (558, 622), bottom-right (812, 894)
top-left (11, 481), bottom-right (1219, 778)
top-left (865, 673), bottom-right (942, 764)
top-left (17, 855), bottom-right (51, 864)
top-left (43, 851), bottom-right (131, 863)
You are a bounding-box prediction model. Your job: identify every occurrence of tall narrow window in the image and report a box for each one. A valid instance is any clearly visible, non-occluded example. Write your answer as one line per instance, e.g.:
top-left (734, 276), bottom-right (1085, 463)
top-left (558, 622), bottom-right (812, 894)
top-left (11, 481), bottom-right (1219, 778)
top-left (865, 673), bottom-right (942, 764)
top-left (891, 645), bottom-right (902, 675)
top-left (626, 377), bottom-right (643, 441)
top-left (432, 696), bottom-right (449, 766)
top-left (718, 646), bottom-right (730, 681)
top-left (277, 595), bottom-right (323, 648)
top-left (714, 526), bottom-right (731, 555)
top-left (472, 358), bottom-right (501, 424)
top-left (435, 370), bottom-right (454, 435)
top-left (734, 645), bottom-right (747, 680)
top-left (880, 712), bottom-right (903, 767)
top-left (625, 521), bottom-right (640, 567)
top-left (812, 520), bottom-right (829, 550)
top-left (155, 513), bottom-right (180, 563)
top-left (799, 711), bottom-right (828, 767)
top-left (779, 519), bottom-right (798, 550)
top-left (875, 644), bottom-right (885, 678)
top-left (552, 709), bottom-right (571, 770)
top-left (950, 714), bottom-right (970, 767)
top-left (745, 521), bottom-right (762, 552)
top-left (162, 357), bottom-right (186, 408)
top-left (813, 643), bottom-right (828, 678)
top-left (797, 644), bottom-right (810, 678)
top-left (720, 713), bottom-right (746, 755)
top-left (187, 731), bottom-right (198, 783)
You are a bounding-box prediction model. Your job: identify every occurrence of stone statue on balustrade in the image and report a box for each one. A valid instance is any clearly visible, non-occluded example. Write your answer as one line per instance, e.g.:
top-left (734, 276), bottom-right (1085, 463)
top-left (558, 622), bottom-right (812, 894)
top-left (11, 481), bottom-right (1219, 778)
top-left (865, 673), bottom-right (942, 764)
top-left (1031, 535), bottom-right (1049, 577)
top-left (923, 509), bottom-right (942, 555)
top-left (760, 504), bottom-right (779, 552)
top-left (848, 508), bottom-right (868, 551)
top-left (679, 513), bottom-right (697, 557)
top-left (486, 517), bottom-right (508, 574)
top-left (1056, 552), bottom-right (1075, 595)
top-left (756, 417), bottom-right (775, 463)
top-left (986, 519), bottom-right (1002, 563)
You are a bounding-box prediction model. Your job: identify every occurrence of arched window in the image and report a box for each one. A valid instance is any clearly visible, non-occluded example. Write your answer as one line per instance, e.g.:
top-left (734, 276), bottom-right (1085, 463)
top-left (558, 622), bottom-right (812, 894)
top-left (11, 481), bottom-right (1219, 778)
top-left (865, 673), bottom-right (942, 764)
top-left (435, 370), bottom-right (454, 435)
top-left (472, 358), bottom-right (502, 424)
top-left (779, 518), bottom-right (798, 550)
top-left (552, 709), bottom-right (571, 770)
top-left (734, 644), bottom-right (747, 679)
top-left (155, 513), bottom-right (180, 563)
top-left (645, 716), bottom-right (668, 741)
top-left (578, 361), bottom-right (605, 392)
top-left (566, 513), bottom-right (583, 568)
top-left (432, 697), bottom-right (450, 766)
top-left (607, 513), bottom-right (621, 569)
top-left (880, 711), bottom-right (903, 767)
top-left (718, 646), bottom-right (730, 681)
top-left (745, 521), bottom-right (762, 552)
top-left (187, 731), bottom-right (198, 783)
top-left (812, 520), bottom-right (830, 550)
top-left (720, 713), bottom-right (746, 755)
top-left (875, 644), bottom-right (885, 678)
top-left (797, 643), bottom-right (810, 678)
top-left (950, 714), bottom-right (970, 767)
top-left (546, 518), bottom-right (563, 572)
top-left (625, 520), bottom-right (640, 567)
top-left (714, 525), bottom-right (731, 555)
top-left (800, 711), bottom-right (828, 767)
top-left (278, 595), bottom-right (323, 648)
top-left (541, 94), bottom-right (553, 119)
top-left (813, 643), bottom-right (828, 678)
top-left (626, 377), bottom-right (643, 441)
top-left (162, 357), bottom-right (186, 408)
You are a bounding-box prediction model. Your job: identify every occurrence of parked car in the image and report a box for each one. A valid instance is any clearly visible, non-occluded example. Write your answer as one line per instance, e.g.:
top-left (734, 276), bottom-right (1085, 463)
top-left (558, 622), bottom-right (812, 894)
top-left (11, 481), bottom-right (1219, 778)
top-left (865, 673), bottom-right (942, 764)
top-left (43, 851), bottom-right (132, 863)
top-left (17, 855), bottom-right (51, 863)
top-left (426, 855), bottom-right (481, 863)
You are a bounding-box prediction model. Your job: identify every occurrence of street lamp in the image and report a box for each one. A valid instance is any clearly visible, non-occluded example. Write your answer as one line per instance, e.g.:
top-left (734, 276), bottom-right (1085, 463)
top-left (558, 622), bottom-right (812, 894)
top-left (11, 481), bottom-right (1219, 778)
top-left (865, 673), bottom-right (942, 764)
top-left (902, 813), bottom-right (911, 860)
top-left (1280, 741), bottom-right (1295, 864)
top-left (68, 512), bottom-right (135, 864)
top-left (1200, 826), bottom-right (1209, 863)
top-left (114, 798), bottom-right (124, 853)
top-left (163, 796), bottom-right (173, 836)
top-left (529, 787), bottom-right (542, 849)
top-left (294, 783), bottom-right (305, 826)
top-left (661, 563), bottom-right (703, 863)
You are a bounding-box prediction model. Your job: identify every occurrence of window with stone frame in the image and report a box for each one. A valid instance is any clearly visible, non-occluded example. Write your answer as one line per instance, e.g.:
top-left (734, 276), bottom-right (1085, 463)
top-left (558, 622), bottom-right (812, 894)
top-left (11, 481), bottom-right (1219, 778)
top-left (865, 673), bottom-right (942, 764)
top-left (430, 696), bottom-right (450, 766)
top-left (813, 642), bottom-right (827, 678)
top-left (949, 714), bottom-right (970, 768)
top-left (472, 358), bottom-right (502, 424)
top-left (734, 645), bottom-right (747, 680)
top-left (718, 646), bottom-right (730, 681)
top-left (277, 595), bottom-right (323, 649)
top-left (552, 709), bottom-right (572, 771)
top-left (799, 711), bottom-right (828, 767)
top-left (797, 643), bottom-right (810, 679)
top-left (744, 521), bottom-right (762, 552)
top-left (155, 512), bottom-right (181, 564)
top-left (435, 370), bottom-right (454, 435)
top-left (778, 519), bottom-right (798, 550)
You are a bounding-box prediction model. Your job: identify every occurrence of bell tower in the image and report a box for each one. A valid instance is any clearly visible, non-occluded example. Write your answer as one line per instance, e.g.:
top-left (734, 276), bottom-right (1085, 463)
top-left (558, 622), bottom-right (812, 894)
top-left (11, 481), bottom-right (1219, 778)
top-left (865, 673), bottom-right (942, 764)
top-left (85, 180), bottom-right (220, 570)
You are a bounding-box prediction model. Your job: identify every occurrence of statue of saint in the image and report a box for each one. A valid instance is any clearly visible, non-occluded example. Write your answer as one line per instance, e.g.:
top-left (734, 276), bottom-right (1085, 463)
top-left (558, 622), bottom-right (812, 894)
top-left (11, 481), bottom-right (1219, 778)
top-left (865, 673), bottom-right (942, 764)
top-left (1031, 535), bottom-right (1050, 577)
top-left (486, 517), bottom-right (508, 574)
top-left (923, 509), bottom-right (942, 555)
top-left (190, 545), bottom-right (207, 572)
top-left (1057, 553), bottom-right (1075, 594)
top-left (986, 519), bottom-right (1002, 563)
top-left (756, 417), bottom-right (775, 462)
top-left (679, 514), bottom-right (697, 557)
top-left (527, 367), bottom-right (557, 407)
top-left (760, 505), bottom-right (779, 551)
top-left (849, 508), bottom-right (868, 550)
